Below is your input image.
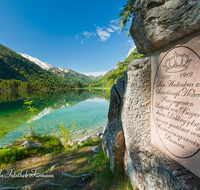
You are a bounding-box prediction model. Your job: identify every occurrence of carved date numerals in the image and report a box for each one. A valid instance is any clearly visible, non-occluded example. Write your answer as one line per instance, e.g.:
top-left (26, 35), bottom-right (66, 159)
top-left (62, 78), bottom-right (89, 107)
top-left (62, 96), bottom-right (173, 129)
top-left (180, 72), bottom-right (193, 78)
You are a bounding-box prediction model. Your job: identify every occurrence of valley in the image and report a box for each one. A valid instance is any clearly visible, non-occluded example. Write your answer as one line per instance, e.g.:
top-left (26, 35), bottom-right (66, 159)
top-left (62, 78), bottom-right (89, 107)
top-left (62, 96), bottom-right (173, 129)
top-left (0, 43), bottom-right (144, 91)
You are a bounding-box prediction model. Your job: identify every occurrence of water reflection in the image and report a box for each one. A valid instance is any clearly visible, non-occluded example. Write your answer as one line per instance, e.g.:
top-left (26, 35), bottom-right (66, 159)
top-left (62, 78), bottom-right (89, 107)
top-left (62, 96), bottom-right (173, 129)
top-left (0, 89), bottom-right (110, 146)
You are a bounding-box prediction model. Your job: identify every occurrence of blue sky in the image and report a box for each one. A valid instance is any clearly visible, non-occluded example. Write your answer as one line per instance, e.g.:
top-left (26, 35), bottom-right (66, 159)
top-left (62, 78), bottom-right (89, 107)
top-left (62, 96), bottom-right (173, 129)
top-left (0, 0), bottom-right (135, 76)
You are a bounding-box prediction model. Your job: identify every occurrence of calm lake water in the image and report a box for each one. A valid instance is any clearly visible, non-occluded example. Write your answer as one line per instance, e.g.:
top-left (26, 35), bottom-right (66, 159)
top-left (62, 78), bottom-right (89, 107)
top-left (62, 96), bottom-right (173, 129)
top-left (0, 89), bottom-right (110, 147)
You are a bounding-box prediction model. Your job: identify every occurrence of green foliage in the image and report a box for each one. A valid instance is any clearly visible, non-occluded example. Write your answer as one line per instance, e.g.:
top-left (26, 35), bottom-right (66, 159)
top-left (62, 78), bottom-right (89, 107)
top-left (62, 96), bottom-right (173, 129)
top-left (0, 133), bottom-right (63, 166)
top-left (0, 78), bottom-right (88, 92)
top-left (43, 136), bottom-right (63, 152)
top-left (119, 0), bottom-right (136, 32)
top-left (92, 149), bottom-right (110, 170)
top-left (90, 48), bottom-right (145, 89)
top-left (81, 138), bottom-right (102, 148)
top-left (89, 148), bottom-right (134, 190)
top-left (0, 146), bottom-right (29, 164)
top-left (0, 43), bottom-right (96, 85)
top-left (0, 126), bottom-right (12, 140)
top-left (0, 44), bottom-right (67, 83)
top-left (24, 98), bottom-right (37, 136)
top-left (58, 122), bottom-right (76, 146)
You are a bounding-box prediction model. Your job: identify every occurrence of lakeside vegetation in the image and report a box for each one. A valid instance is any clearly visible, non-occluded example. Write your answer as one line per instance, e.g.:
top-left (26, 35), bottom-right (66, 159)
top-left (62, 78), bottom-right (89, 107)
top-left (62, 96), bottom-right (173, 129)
top-left (0, 94), bottom-right (133, 189)
top-left (0, 98), bottom-right (132, 189)
top-left (0, 133), bottom-right (133, 189)
top-left (0, 79), bottom-right (86, 92)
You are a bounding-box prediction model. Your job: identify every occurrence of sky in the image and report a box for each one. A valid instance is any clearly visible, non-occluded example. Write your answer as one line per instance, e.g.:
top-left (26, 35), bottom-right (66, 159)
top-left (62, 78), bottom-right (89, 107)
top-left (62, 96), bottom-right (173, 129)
top-left (0, 0), bottom-right (135, 76)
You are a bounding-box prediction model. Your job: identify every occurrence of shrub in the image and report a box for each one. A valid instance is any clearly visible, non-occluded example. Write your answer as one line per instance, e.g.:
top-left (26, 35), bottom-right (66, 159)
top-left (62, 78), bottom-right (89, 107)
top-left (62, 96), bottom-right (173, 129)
top-left (58, 122), bottom-right (76, 146)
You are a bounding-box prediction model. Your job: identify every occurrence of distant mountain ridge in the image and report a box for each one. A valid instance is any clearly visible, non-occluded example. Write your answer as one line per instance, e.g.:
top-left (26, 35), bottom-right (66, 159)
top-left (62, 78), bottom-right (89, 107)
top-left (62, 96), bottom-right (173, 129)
top-left (0, 43), bottom-right (100, 84)
top-left (20, 53), bottom-right (101, 83)
top-left (20, 54), bottom-right (54, 70)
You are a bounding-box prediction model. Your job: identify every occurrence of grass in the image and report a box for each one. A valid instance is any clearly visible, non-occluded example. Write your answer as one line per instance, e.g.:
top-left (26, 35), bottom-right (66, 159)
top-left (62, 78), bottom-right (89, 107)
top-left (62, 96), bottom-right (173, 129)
top-left (0, 133), bottom-right (63, 166)
top-left (0, 134), bottom-right (133, 190)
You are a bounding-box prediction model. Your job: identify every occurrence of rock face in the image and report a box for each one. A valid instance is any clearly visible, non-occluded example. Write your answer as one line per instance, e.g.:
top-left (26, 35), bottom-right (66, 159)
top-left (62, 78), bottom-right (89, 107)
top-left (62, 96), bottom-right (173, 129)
top-left (103, 0), bottom-right (200, 189)
top-left (102, 57), bottom-right (200, 189)
top-left (102, 77), bottom-right (126, 172)
top-left (130, 0), bottom-right (200, 54)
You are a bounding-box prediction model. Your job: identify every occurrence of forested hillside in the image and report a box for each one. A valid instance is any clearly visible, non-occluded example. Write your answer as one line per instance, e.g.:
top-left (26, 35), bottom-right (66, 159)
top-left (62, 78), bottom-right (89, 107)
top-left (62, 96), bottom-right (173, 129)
top-left (0, 44), bottom-right (70, 83)
top-left (0, 44), bottom-right (99, 87)
top-left (90, 48), bottom-right (145, 88)
top-left (48, 67), bottom-right (97, 84)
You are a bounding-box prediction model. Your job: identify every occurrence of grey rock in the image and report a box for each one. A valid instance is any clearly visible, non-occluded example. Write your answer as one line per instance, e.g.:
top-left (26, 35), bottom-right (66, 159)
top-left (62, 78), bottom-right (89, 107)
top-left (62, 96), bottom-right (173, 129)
top-left (92, 146), bottom-right (101, 153)
top-left (103, 57), bottom-right (200, 189)
top-left (68, 136), bottom-right (92, 146)
top-left (102, 76), bottom-right (126, 172)
top-left (20, 140), bottom-right (41, 148)
top-left (96, 132), bottom-right (103, 137)
top-left (130, 0), bottom-right (200, 53)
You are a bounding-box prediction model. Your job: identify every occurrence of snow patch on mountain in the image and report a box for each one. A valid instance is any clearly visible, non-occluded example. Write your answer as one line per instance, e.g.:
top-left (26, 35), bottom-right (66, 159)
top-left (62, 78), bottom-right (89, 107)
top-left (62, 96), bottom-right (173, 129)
top-left (58, 67), bottom-right (69, 73)
top-left (20, 53), bottom-right (54, 70)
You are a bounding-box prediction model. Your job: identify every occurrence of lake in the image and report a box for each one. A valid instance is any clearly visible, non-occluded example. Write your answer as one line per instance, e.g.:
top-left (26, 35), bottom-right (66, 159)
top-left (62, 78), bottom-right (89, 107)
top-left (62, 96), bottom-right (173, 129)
top-left (0, 89), bottom-right (110, 147)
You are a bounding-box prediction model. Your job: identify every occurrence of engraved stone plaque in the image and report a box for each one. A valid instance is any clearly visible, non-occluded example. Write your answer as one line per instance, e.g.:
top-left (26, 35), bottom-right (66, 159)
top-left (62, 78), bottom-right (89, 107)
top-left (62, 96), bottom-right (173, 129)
top-left (151, 31), bottom-right (200, 178)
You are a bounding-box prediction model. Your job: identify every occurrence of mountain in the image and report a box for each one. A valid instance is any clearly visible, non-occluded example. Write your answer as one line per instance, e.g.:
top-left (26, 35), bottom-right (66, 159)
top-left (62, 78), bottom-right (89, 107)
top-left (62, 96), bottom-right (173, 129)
top-left (90, 48), bottom-right (145, 88)
top-left (127, 46), bottom-right (136, 58)
top-left (0, 44), bottom-right (69, 83)
top-left (20, 53), bottom-right (54, 70)
top-left (20, 53), bottom-right (100, 84)
top-left (0, 44), bottom-right (98, 84)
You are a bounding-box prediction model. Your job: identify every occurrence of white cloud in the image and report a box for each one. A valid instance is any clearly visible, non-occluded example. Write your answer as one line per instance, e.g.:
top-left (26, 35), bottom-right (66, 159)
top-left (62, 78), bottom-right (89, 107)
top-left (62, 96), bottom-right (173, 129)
top-left (83, 71), bottom-right (108, 76)
top-left (110, 24), bottom-right (120, 31)
top-left (75, 35), bottom-right (79, 39)
top-left (80, 19), bottom-right (121, 43)
top-left (96, 27), bottom-right (111, 41)
top-left (110, 19), bottom-right (119, 24)
top-left (83, 31), bottom-right (92, 38)
top-left (106, 28), bottom-right (115, 33)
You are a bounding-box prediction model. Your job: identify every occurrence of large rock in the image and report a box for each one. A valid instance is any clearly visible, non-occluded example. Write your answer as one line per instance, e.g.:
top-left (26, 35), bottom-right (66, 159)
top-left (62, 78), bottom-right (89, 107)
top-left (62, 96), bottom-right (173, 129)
top-left (20, 140), bottom-right (41, 148)
top-left (102, 57), bottom-right (200, 189)
top-left (67, 136), bottom-right (92, 146)
top-left (102, 77), bottom-right (126, 172)
top-left (130, 0), bottom-right (200, 53)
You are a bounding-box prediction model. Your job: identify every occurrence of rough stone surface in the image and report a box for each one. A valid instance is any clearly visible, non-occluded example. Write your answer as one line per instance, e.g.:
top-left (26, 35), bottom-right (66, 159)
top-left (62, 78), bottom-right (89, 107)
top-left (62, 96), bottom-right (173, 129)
top-left (92, 146), bottom-right (101, 153)
top-left (96, 131), bottom-right (103, 137)
top-left (102, 57), bottom-right (200, 189)
top-left (68, 135), bottom-right (92, 146)
top-left (20, 140), bottom-right (41, 148)
top-left (130, 0), bottom-right (200, 53)
top-left (102, 77), bottom-right (126, 172)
